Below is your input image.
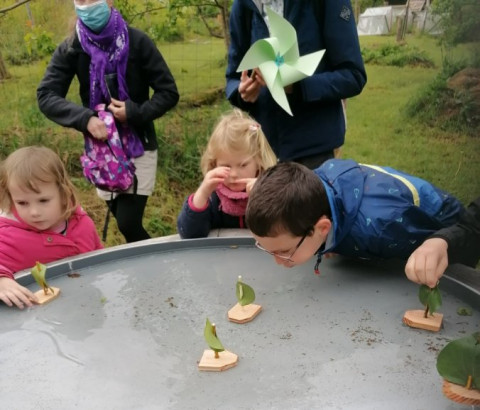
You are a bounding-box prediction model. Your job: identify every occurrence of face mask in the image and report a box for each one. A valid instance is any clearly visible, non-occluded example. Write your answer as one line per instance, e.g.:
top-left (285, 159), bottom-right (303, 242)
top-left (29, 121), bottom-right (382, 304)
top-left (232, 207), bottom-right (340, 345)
top-left (75, 0), bottom-right (111, 32)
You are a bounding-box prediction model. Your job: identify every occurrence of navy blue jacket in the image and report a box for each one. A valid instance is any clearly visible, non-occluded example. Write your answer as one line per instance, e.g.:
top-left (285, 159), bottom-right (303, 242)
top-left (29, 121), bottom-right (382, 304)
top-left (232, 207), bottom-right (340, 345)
top-left (226, 0), bottom-right (367, 161)
top-left (177, 194), bottom-right (246, 239)
top-left (315, 160), bottom-right (465, 260)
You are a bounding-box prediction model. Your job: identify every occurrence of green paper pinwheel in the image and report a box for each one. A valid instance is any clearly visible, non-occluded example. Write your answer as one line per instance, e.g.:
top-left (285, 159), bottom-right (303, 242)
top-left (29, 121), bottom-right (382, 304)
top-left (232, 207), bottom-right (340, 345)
top-left (31, 261), bottom-right (53, 295)
top-left (437, 332), bottom-right (480, 390)
top-left (204, 318), bottom-right (225, 358)
top-left (236, 275), bottom-right (256, 306)
top-left (237, 7), bottom-right (325, 116)
top-left (419, 284), bottom-right (442, 317)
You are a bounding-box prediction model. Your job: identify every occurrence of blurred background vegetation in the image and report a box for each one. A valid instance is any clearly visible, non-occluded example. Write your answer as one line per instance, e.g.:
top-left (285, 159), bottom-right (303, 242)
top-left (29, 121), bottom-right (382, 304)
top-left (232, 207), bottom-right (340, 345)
top-left (0, 0), bottom-right (479, 246)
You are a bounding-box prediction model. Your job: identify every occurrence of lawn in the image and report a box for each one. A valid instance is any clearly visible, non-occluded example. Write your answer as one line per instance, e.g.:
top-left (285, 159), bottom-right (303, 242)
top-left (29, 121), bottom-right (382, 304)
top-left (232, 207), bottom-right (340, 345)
top-left (0, 33), bottom-right (478, 246)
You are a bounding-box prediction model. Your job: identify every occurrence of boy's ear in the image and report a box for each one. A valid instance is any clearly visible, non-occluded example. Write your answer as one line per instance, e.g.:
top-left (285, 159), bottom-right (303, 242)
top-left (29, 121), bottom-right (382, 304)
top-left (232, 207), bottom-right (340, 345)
top-left (313, 216), bottom-right (331, 236)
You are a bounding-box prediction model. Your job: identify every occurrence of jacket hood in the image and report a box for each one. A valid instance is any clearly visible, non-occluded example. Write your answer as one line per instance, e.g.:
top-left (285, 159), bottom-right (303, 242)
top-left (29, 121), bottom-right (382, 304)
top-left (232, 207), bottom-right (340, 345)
top-left (314, 159), bottom-right (366, 251)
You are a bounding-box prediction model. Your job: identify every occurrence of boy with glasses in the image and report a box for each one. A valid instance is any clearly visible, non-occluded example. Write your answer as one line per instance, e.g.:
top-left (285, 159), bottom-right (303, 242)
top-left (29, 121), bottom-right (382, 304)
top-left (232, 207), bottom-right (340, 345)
top-left (247, 161), bottom-right (464, 276)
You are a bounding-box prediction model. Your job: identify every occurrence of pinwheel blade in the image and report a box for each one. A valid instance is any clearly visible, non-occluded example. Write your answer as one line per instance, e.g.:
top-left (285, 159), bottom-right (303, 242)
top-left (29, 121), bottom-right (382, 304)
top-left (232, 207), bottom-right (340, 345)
top-left (237, 38), bottom-right (278, 72)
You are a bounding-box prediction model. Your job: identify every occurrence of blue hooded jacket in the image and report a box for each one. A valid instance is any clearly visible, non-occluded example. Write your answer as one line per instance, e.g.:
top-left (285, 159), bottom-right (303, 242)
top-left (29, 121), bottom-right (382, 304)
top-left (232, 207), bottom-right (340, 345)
top-left (314, 159), bottom-right (464, 260)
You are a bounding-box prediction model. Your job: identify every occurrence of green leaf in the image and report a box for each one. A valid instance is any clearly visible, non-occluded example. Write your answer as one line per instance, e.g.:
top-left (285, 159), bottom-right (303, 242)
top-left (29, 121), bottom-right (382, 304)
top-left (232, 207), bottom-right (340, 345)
top-left (418, 284), bottom-right (442, 315)
top-left (457, 307), bottom-right (473, 316)
top-left (203, 318), bottom-right (224, 353)
top-left (236, 276), bottom-right (256, 306)
top-left (437, 332), bottom-right (480, 389)
top-left (30, 261), bottom-right (48, 290)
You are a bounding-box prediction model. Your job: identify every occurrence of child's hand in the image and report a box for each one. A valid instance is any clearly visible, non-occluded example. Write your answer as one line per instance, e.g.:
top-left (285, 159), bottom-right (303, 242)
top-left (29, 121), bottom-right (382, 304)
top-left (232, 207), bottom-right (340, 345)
top-left (239, 70), bottom-right (264, 103)
top-left (236, 178), bottom-right (257, 194)
top-left (87, 116), bottom-right (108, 140)
top-left (108, 98), bottom-right (127, 123)
top-left (192, 167), bottom-right (231, 209)
top-left (0, 277), bottom-right (38, 309)
top-left (405, 238), bottom-right (448, 288)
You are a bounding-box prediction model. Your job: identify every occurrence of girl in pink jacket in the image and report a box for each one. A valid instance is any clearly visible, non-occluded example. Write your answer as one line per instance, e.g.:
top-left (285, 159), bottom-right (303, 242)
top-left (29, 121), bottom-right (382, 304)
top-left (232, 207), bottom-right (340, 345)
top-left (0, 146), bottom-right (103, 309)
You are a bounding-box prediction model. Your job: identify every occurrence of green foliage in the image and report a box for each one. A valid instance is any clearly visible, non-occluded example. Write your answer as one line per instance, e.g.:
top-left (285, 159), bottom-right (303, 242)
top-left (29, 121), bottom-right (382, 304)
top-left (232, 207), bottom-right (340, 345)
top-left (419, 285), bottom-right (442, 316)
top-left (433, 0), bottom-right (480, 46)
top-left (24, 26), bottom-right (56, 60)
top-left (204, 318), bottom-right (224, 353)
top-left (436, 332), bottom-right (480, 389)
top-left (404, 57), bottom-right (480, 137)
top-left (361, 44), bottom-right (435, 68)
top-left (235, 276), bottom-right (255, 306)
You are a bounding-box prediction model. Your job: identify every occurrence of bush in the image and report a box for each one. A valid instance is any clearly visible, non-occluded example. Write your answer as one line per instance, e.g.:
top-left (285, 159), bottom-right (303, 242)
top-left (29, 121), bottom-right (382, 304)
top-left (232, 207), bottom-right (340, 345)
top-left (362, 43), bottom-right (435, 68)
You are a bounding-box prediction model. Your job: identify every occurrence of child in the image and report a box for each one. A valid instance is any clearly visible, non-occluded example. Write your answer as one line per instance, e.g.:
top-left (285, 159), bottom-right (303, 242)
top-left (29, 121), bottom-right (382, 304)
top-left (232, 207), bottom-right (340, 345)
top-left (405, 196), bottom-right (480, 288)
top-left (245, 160), bottom-right (464, 274)
top-left (0, 146), bottom-right (103, 309)
top-left (177, 109), bottom-right (277, 238)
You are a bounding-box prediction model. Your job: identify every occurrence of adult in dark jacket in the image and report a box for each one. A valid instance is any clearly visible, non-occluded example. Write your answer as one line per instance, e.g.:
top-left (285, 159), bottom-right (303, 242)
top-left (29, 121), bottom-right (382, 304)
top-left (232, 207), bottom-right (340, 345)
top-left (405, 196), bottom-right (480, 288)
top-left (37, 0), bottom-right (179, 243)
top-left (226, 0), bottom-right (366, 169)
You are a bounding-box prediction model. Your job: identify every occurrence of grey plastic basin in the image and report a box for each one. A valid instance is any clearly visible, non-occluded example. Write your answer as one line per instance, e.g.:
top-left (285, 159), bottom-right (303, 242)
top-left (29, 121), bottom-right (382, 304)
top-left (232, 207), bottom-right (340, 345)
top-left (1, 234), bottom-right (479, 410)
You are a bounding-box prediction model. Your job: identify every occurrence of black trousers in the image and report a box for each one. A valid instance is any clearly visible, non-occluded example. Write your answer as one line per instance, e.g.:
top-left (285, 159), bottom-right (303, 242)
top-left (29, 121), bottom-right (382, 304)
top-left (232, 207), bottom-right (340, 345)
top-left (106, 194), bottom-right (150, 243)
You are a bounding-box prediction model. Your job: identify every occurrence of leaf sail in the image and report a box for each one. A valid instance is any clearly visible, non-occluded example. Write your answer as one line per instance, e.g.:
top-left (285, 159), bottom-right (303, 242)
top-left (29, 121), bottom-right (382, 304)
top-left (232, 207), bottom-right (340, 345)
top-left (236, 276), bottom-right (256, 306)
top-left (204, 318), bottom-right (224, 353)
top-left (31, 261), bottom-right (53, 294)
top-left (418, 284), bottom-right (442, 316)
top-left (437, 332), bottom-right (480, 390)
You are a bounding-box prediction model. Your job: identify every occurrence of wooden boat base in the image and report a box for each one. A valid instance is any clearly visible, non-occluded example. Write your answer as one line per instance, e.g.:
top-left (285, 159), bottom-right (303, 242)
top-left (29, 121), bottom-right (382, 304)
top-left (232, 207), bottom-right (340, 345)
top-left (228, 303), bottom-right (262, 324)
top-left (402, 309), bottom-right (443, 332)
top-left (34, 287), bottom-right (60, 305)
top-left (198, 350), bottom-right (238, 372)
top-left (443, 380), bottom-right (480, 405)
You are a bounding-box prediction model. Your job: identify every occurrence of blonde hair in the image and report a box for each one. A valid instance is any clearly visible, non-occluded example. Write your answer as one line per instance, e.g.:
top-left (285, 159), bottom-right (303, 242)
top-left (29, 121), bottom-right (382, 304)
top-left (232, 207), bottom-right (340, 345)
top-left (0, 146), bottom-right (79, 219)
top-left (200, 109), bottom-right (277, 175)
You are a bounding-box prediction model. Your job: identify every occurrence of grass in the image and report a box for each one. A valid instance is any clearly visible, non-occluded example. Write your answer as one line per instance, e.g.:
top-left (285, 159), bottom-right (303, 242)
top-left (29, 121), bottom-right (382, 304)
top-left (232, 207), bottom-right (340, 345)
top-left (1, 33), bottom-right (479, 246)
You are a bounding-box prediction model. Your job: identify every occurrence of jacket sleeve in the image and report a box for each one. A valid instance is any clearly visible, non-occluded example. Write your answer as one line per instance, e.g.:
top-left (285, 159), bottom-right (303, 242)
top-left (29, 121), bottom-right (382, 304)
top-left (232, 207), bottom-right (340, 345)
top-left (299, 0), bottom-right (367, 102)
top-left (125, 30), bottom-right (179, 126)
top-left (226, 0), bottom-right (367, 106)
top-left (177, 195), bottom-right (214, 239)
top-left (225, 0), bottom-right (256, 111)
top-left (37, 39), bottom-right (95, 133)
top-left (430, 196), bottom-right (480, 267)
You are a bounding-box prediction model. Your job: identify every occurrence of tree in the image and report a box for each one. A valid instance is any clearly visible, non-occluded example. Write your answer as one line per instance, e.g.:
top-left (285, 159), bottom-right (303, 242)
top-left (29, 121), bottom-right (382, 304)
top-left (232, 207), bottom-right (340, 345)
top-left (0, 0), bottom-right (34, 80)
top-left (433, 0), bottom-right (480, 47)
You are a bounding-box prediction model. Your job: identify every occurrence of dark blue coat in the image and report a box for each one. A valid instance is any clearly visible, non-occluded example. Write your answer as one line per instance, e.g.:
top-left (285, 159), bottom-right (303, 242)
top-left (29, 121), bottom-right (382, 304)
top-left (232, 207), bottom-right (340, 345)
top-left (226, 0), bottom-right (367, 161)
top-left (177, 194), bottom-right (246, 239)
top-left (315, 159), bottom-right (465, 260)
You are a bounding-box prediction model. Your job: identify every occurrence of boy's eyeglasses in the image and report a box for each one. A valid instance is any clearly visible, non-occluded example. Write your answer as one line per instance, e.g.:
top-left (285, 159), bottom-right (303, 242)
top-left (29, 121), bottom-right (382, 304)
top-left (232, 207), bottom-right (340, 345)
top-left (255, 233), bottom-right (308, 262)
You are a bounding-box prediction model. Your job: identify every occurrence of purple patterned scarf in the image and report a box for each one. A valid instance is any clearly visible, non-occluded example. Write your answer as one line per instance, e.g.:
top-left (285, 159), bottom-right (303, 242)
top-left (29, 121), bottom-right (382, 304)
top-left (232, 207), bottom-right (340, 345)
top-left (216, 183), bottom-right (249, 217)
top-left (76, 8), bottom-right (143, 158)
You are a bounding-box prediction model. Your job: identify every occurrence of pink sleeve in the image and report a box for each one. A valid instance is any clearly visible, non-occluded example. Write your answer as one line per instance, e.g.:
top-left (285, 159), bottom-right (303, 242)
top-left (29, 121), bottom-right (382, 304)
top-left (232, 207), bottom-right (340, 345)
top-left (0, 265), bottom-right (14, 280)
top-left (187, 194), bottom-right (209, 212)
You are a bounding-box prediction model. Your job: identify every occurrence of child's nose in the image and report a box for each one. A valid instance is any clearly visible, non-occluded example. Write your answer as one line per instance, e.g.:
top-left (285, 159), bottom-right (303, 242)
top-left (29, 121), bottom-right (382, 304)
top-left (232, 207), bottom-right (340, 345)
top-left (274, 255), bottom-right (287, 266)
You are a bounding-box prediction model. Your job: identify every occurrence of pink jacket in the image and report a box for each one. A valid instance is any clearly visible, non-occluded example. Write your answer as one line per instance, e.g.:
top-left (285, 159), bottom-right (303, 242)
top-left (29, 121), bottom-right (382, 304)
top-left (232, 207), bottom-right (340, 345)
top-left (0, 206), bottom-right (103, 279)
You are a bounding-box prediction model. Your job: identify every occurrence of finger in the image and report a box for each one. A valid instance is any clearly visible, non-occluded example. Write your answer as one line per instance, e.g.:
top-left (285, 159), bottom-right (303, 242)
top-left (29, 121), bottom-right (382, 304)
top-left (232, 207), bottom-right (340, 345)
top-left (0, 294), bottom-right (13, 307)
top-left (405, 255), bottom-right (420, 284)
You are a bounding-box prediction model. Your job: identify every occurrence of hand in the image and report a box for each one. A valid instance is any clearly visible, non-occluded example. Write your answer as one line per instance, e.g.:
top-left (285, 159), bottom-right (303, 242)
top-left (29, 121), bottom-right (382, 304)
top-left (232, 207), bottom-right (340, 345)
top-left (405, 238), bottom-right (449, 288)
top-left (0, 277), bottom-right (38, 309)
top-left (192, 167), bottom-right (231, 209)
top-left (108, 98), bottom-right (127, 123)
top-left (236, 177), bottom-right (257, 194)
top-left (239, 70), bottom-right (265, 103)
top-left (87, 116), bottom-right (108, 140)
